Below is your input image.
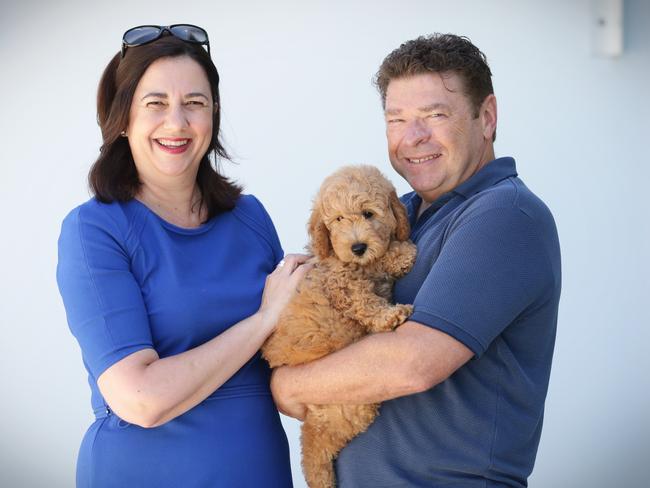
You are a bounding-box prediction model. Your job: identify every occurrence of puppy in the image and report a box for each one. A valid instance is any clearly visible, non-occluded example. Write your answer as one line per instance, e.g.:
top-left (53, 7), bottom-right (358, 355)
top-left (263, 165), bottom-right (416, 488)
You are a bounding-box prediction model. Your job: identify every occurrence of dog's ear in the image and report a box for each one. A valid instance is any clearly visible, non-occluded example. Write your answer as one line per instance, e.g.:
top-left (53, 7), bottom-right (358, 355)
top-left (390, 191), bottom-right (411, 241)
top-left (308, 205), bottom-right (332, 259)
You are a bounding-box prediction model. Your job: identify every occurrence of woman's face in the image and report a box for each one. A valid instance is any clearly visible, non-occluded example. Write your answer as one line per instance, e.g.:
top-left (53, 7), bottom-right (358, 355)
top-left (126, 55), bottom-right (214, 185)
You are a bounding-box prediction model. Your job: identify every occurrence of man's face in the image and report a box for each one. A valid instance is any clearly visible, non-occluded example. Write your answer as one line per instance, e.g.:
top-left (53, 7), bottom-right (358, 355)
top-left (384, 72), bottom-right (496, 203)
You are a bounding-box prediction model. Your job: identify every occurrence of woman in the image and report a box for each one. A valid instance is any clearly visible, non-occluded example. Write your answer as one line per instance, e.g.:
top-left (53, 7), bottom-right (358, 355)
top-left (57, 25), bottom-right (308, 487)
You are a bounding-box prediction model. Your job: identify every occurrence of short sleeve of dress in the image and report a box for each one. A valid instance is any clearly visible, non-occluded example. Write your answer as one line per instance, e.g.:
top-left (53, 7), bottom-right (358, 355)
top-left (410, 205), bottom-right (554, 358)
top-left (233, 195), bottom-right (284, 266)
top-left (56, 203), bottom-right (153, 379)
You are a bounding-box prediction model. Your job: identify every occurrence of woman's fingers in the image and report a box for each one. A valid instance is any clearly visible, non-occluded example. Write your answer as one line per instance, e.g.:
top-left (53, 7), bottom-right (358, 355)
top-left (274, 253), bottom-right (311, 274)
top-left (288, 258), bottom-right (313, 283)
top-left (259, 254), bottom-right (314, 331)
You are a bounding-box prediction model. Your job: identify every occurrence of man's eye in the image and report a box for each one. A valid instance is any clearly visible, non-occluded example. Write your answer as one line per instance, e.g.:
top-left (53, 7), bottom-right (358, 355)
top-left (362, 211), bottom-right (374, 219)
top-left (387, 119), bottom-right (404, 124)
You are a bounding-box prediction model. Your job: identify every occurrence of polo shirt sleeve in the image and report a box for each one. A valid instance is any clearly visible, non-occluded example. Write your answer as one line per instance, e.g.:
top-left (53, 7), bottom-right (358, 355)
top-left (410, 205), bottom-right (554, 358)
top-left (56, 205), bottom-right (153, 379)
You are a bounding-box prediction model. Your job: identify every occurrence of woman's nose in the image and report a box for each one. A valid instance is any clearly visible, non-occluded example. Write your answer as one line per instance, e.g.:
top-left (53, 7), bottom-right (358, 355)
top-left (164, 104), bottom-right (189, 130)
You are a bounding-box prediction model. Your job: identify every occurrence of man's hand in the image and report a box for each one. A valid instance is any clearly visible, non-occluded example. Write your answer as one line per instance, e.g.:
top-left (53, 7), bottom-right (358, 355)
top-left (271, 366), bottom-right (307, 421)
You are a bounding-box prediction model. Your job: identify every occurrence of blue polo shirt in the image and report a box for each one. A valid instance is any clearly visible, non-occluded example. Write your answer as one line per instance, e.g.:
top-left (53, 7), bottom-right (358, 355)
top-left (336, 157), bottom-right (561, 487)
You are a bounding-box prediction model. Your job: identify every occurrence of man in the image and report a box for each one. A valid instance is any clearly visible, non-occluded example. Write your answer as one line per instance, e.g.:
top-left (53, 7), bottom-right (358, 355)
top-left (272, 34), bottom-right (561, 487)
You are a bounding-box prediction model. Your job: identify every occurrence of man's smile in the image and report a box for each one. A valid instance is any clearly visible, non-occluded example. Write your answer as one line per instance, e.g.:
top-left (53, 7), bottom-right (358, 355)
top-left (406, 153), bottom-right (442, 164)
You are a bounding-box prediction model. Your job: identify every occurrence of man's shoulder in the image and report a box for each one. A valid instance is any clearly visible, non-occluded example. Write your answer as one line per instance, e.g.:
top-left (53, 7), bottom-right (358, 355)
top-left (461, 177), bottom-right (560, 269)
top-left (467, 176), bottom-right (555, 225)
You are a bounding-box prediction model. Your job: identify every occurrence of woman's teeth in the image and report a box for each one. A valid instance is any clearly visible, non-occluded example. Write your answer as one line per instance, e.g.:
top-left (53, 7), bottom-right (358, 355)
top-left (156, 139), bottom-right (189, 147)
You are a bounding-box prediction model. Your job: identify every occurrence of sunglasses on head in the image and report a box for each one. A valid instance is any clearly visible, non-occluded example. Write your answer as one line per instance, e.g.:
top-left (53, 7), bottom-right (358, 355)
top-left (121, 24), bottom-right (210, 58)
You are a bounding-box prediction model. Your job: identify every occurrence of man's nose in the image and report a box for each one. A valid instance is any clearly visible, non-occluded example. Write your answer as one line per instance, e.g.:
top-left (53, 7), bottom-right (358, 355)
top-left (404, 119), bottom-right (430, 146)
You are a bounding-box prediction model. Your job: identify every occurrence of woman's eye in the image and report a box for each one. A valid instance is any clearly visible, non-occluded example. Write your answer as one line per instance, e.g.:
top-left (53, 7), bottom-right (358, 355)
top-left (362, 211), bottom-right (374, 219)
top-left (186, 100), bottom-right (205, 106)
top-left (146, 101), bottom-right (165, 107)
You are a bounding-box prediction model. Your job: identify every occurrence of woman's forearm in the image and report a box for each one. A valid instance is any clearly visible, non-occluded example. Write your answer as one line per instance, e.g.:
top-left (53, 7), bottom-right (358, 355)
top-left (98, 254), bottom-right (311, 427)
top-left (99, 310), bottom-right (274, 427)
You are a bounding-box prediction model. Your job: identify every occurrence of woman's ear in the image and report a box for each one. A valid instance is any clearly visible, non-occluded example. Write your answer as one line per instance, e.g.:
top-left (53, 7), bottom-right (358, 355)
top-left (390, 191), bottom-right (411, 241)
top-left (308, 204), bottom-right (332, 259)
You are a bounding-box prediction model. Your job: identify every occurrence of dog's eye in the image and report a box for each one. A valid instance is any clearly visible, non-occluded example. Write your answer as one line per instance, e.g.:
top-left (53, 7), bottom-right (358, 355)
top-left (336, 216), bottom-right (343, 222)
top-left (362, 211), bottom-right (374, 220)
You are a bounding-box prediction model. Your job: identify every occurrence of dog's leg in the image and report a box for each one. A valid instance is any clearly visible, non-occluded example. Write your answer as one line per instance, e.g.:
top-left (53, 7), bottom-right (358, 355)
top-left (380, 240), bottom-right (417, 278)
top-left (302, 404), bottom-right (380, 488)
top-left (328, 278), bottom-right (412, 333)
top-left (302, 413), bottom-right (337, 488)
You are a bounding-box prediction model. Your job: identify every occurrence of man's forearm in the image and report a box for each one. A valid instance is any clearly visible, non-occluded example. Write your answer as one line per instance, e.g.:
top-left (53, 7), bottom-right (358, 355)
top-left (272, 323), bottom-right (437, 407)
top-left (271, 322), bottom-right (474, 414)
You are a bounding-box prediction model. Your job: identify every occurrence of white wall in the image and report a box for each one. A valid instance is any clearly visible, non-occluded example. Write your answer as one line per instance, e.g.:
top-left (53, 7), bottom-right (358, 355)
top-left (1, 0), bottom-right (648, 486)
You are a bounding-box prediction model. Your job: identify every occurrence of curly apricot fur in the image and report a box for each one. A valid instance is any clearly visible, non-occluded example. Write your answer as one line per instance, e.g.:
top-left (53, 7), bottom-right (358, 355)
top-left (262, 165), bottom-right (417, 488)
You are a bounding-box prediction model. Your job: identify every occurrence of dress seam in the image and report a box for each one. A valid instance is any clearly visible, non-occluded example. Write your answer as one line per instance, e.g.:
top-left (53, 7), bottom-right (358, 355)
top-left (77, 210), bottom-right (116, 349)
top-left (87, 417), bottom-right (108, 487)
top-left (232, 204), bottom-right (277, 258)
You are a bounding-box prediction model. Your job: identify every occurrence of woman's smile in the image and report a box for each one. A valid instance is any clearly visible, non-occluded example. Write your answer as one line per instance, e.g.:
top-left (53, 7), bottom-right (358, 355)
top-left (154, 137), bottom-right (192, 154)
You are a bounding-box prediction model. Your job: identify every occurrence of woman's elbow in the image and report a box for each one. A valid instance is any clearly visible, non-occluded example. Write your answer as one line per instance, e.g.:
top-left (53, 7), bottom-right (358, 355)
top-left (109, 400), bottom-right (169, 429)
top-left (97, 349), bottom-right (169, 427)
top-left (130, 412), bottom-right (165, 429)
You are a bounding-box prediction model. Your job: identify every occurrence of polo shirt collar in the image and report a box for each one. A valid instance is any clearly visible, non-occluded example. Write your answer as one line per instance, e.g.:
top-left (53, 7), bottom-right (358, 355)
top-left (452, 156), bottom-right (518, 199)
top-left (401, 156), bottom-right (518, 228)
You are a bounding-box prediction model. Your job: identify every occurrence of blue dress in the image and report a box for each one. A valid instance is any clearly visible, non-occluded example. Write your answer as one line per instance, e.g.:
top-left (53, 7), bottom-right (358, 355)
top-left (57, 195), bottom-right (293, 488)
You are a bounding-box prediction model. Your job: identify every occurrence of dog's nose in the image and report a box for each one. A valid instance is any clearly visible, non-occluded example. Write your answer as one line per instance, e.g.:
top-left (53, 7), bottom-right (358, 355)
top-left (351, 243), bottom-right (367, 256)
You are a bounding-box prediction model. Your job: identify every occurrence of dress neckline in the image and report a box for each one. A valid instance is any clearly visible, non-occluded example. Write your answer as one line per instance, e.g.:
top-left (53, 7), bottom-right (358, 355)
top-left (130, 199), bottom-right (217, 235)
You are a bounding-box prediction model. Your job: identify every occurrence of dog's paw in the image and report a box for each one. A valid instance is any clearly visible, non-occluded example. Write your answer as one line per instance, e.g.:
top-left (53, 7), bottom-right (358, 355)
top-left (372, 303), bottom-right (413, 332)
top-left (386, 240), bottom-right (417, 277)
top-left (391, 303), bottom-right (413, 327)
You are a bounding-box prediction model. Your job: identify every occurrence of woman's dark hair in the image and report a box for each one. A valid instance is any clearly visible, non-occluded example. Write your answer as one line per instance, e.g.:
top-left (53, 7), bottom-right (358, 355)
top-left (89, 35), bottom-right (241, 220)
top-left (374, 34), bottom-right (496, 141)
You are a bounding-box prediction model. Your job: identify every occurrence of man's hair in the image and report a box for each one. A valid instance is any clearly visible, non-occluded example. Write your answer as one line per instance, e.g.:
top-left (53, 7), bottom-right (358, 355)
top-left (374, 34), bottom-right (495, 139)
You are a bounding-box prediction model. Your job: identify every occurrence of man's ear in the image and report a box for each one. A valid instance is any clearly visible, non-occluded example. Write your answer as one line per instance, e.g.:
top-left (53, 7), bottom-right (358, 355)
top-left (307, 205), bottom-right (332, 259)
top-left (480, 94), bottom-right (498, 141)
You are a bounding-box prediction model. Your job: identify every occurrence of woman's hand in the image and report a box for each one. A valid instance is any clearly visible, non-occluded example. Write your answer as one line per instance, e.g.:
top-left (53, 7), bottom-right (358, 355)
top-left (97, 255), bottom-right (311, 428)
top-left (258, 253), bottom-right (313, 332)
